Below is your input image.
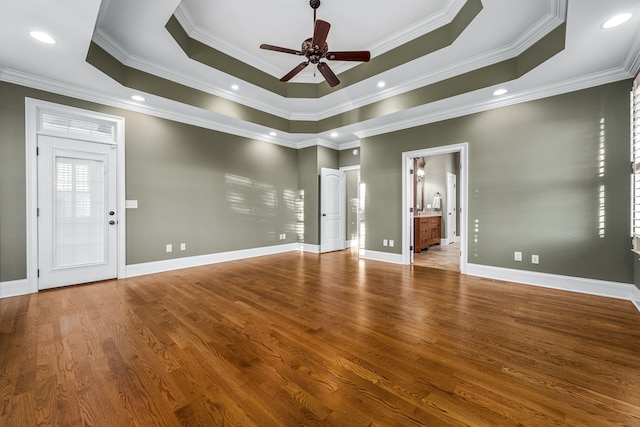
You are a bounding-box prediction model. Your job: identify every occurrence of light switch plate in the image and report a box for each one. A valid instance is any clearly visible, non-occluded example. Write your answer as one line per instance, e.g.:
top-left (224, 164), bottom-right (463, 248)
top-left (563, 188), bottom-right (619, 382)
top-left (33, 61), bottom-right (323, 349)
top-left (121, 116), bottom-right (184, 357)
top-left (125, 200), bottom-right (138, 209)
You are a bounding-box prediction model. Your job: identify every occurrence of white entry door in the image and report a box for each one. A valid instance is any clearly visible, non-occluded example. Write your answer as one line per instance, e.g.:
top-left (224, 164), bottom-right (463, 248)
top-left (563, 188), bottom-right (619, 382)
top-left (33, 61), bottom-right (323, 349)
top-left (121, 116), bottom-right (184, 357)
top-left (37, 135), bottom-right (118, 290)
top-left (320, 167), bottom-right (345, 253)
top-left (446, 172), bottom-right (457, 243)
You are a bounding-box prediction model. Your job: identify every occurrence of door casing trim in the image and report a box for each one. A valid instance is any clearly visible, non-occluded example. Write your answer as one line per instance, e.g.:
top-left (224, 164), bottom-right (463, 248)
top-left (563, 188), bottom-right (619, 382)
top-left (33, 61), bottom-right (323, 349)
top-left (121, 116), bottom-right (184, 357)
top-left (25, 98), bottom-right (126, 293)
top-left (401, 143), bottom-right (468, 272)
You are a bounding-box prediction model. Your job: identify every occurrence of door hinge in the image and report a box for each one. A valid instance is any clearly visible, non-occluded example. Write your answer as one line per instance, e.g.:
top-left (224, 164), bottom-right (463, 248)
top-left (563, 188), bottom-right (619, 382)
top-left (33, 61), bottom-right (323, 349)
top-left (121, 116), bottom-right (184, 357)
top-left (37, 269), bottom-right (40, 278)
top-left (410, 246), bottom-right (414, 251)
top-left (409, 207), bottom-right (414, 213)
top-left (36, 147), bottom-right (39, 156)
top-left (37, 208), bottom-right (39, 217)
top-left (410, 169), bottom-right (414, 175)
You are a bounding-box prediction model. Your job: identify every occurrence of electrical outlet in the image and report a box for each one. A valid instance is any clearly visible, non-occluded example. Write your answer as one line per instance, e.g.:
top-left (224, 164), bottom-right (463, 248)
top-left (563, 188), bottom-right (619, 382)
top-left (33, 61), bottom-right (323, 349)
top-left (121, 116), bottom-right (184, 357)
top-left (281, 233), bottom-right (286, 240)
top-left (532, 254), bottom-right (539, 264)
top-left (514, 251), bottom-right (522, 261)
top-left (383, 239), bottom-right (388, 247)
top-left (180, 243), bottom-right (186, 251)
top-left (166, 244), bottom-right (172, 253)
top-left (389, 240), bottom-right (394, 247)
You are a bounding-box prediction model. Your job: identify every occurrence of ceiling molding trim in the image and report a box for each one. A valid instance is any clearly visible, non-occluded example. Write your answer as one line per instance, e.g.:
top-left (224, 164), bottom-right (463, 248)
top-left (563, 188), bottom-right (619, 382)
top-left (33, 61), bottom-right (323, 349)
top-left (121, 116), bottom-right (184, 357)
top-left (3, 65), bottom-right (630, 153)
top-left (368, 0), bottom-right (467, 57)
top-left (174, 3), bottom-right (285, 79)
top-left (174, 0), bottom-right (468, 80)
top-left (86, 17), bottom-right (566, 136)
top-left (622, 24), bottom-right (640, 75)
top-left (337, 140), bottom-right (361, 150)
top-left (0, 67), bottom-right (301, 149)
top-left (92, 30), bottom-right (297, 120)
top-left (291, 21), bottom-right (567, 121)
top-left (92, 28), bottom-right (132, 65)
top-left (354, 67), bottom-right (632, 140)
top-left (94, 1), bottom-right (563, 124)
top-left (166, 0), bottom-right (482, 99)
top-left (291, 1), bottom-right (566, 121)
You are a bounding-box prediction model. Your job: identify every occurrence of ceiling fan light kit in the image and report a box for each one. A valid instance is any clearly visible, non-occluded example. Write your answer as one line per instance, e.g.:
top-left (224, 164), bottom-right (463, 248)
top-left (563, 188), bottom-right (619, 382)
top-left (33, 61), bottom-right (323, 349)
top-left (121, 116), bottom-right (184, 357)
top-left (260, 0), bottom-right (371, 87)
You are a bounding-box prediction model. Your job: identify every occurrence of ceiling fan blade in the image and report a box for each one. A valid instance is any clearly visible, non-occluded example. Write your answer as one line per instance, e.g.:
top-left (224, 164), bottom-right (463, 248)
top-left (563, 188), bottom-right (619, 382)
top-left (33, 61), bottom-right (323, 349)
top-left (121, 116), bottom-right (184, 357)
top-left (311, 20), bottom-right (331, 50)
top-left (326, 51), bottom-right (371, 62)
top-left (280, 62), bottom-right (309, 82)
top-left (317, 62), bottom-right (340, 87)
top-left (260, 44), bottom-right (302, 56)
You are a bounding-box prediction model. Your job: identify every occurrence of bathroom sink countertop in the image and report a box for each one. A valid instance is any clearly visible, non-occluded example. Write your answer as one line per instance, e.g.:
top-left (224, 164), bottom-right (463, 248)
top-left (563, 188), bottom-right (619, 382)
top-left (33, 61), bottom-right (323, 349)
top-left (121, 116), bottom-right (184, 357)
top-left (415, 211), bottom-right (442, 217)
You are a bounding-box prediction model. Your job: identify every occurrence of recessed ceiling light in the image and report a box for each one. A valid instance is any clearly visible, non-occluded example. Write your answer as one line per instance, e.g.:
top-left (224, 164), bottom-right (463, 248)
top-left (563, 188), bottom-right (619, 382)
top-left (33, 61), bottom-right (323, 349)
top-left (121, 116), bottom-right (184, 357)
top-left (30, 31), bottom-right (56, 45)
top-left (377, 81), bottom-right (386, 88)
top-left (269, 131), bottom-right (277, 137)
top-left (131, 95), bottom-right (145, 102)
top-left (602, 13), bottom-right (632, 29)
top-left (493, 88), bottom-right (508, 96)
top-left (330, 132), bottom-right (338, 138)
top-left (231, 84), bottom-right (239, 91)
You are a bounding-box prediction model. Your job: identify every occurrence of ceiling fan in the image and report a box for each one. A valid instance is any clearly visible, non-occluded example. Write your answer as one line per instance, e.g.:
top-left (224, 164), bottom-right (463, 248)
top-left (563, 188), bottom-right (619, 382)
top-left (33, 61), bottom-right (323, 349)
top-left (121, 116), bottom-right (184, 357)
top-left (260, 0), bottom-right (371, 87)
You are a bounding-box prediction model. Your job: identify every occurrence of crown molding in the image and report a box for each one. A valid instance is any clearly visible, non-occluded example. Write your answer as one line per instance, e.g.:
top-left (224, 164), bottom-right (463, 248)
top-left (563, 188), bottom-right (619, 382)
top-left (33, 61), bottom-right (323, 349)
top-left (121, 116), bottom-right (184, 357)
top-left (173, 4), bottom-right (287, 80)
top-left (2, 63), bottom-right (632, 152)
top-left (173, 0), bottom-right (469, 81)
top-left (293, 1), bottom-right (567, 121)
top-left (92, 28), bottom-right (132, 64)
top-left (0, 68), bottom-right (301, 149)
top-left (368, 0), bottom-right (468, 57)
top-left (91, 30), bottom-right (295, 120)
top-left (92, 0), bottom-right (565, 125)
top-left (354, 66), bottom-right (633, 140)
top-left (622, 22), bottom-right (640, 76)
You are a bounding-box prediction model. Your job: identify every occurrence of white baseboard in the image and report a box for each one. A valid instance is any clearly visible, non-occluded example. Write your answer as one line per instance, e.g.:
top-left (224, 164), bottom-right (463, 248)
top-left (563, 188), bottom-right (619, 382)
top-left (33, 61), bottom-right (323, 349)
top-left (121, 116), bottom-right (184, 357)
top-left (0, 279), bottom-right (30, 298)
top-left (359, 249), bottom-right (404, 264)
top-left (300, 243), bottom-right (321, 253)
top-left (346, 240), bottom-right (359, 248)
top-left (467, 263), bottom-right (639, 310)
top-left (126, 243), bottom-right (300, 278)
top-left (632, 287), bottom-right (640, 312)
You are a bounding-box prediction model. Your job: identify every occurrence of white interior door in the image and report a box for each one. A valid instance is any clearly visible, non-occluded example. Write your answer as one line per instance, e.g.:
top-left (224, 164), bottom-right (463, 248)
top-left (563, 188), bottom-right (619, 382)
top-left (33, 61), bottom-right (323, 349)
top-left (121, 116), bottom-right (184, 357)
top-left (38, 135), bottom-right (117, 290)
top-left (320, 167), bottom-right (345, 253)
top-left (446, 172), bottom-right (457, 243)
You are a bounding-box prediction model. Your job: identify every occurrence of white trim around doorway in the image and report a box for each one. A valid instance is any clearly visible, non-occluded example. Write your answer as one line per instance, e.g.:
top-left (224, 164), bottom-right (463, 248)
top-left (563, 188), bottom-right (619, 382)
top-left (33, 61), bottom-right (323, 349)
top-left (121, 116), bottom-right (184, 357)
top-left (24, 98), bottom-right (126, 296)
top-left (401, 143), bottom-right (468, 273)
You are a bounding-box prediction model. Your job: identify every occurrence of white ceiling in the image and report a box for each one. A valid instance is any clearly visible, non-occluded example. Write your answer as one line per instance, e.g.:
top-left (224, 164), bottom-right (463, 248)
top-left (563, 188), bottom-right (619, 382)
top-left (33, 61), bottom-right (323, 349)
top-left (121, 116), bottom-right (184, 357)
top-left (1, 0), bottom-right (640, 148)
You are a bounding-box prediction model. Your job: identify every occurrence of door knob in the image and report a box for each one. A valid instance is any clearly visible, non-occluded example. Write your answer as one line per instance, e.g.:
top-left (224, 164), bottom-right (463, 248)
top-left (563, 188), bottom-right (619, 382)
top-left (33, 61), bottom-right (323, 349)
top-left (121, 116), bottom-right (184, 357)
top-left (109, 211), bottom-right (115, 216)
top-left (109, 220), bottom-right (116, 225)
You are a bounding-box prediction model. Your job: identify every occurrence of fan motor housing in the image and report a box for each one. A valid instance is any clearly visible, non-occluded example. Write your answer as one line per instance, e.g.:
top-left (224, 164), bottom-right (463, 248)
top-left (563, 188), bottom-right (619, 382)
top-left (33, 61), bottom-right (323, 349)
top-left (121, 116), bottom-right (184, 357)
top-left (302, 38), bottom-right (328, 63)
top-left (310, 0), bottom-right (321, 9)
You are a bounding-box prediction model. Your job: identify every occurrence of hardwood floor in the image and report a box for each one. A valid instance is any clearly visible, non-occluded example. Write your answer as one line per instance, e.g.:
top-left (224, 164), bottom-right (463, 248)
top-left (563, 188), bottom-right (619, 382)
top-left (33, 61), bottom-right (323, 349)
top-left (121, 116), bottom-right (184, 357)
top-left (414, 242), bottom-right (460, 271)
top-left (1, 250), bottom-right (640, 426)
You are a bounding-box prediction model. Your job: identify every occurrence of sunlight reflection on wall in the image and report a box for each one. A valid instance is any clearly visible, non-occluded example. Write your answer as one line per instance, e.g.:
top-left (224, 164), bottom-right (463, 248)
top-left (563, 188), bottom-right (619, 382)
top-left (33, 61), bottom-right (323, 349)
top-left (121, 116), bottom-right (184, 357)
top-left (296, 190), bottom-right (305, 243)
top-left (598, 118), bottom-right (606, 238)
top-left (225, 173), bottom-right (298, 242)
top-left (359, 182), bottom-right (366, 253)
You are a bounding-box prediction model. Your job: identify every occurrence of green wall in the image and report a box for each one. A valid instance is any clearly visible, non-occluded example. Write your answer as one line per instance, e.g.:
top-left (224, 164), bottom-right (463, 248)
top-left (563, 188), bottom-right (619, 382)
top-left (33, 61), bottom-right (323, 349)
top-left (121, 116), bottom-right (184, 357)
top-left (0, 81), bottom-right (301, 280)
top-left (297, 146), bottom-right (318, 245)
top-left (0, 84), bottom-right (27, 281)
top-left (125, 114), bottom-right (299, 264)
top-left (1, 79), bottom-right (638, 290)
top-left (362, 80), bottom-right (634, 284)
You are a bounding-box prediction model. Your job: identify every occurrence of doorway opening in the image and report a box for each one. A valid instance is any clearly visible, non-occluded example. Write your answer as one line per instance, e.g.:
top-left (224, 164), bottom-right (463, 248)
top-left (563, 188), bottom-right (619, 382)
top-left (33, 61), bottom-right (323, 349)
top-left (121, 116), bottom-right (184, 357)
top-left (401, 143), bottom-right (468, 273)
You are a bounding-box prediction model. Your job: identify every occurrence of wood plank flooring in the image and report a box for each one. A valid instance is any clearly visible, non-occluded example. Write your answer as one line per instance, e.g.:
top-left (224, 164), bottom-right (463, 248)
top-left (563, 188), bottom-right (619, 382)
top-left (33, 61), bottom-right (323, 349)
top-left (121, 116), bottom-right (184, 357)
top-left (1, 249), bottom-right (640, 426)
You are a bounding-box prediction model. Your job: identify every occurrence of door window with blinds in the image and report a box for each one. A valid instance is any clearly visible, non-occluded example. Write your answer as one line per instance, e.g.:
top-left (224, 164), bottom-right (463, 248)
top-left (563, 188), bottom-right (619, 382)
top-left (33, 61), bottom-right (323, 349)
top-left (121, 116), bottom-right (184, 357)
top-left (632, 75), bottom-right (640, 251)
